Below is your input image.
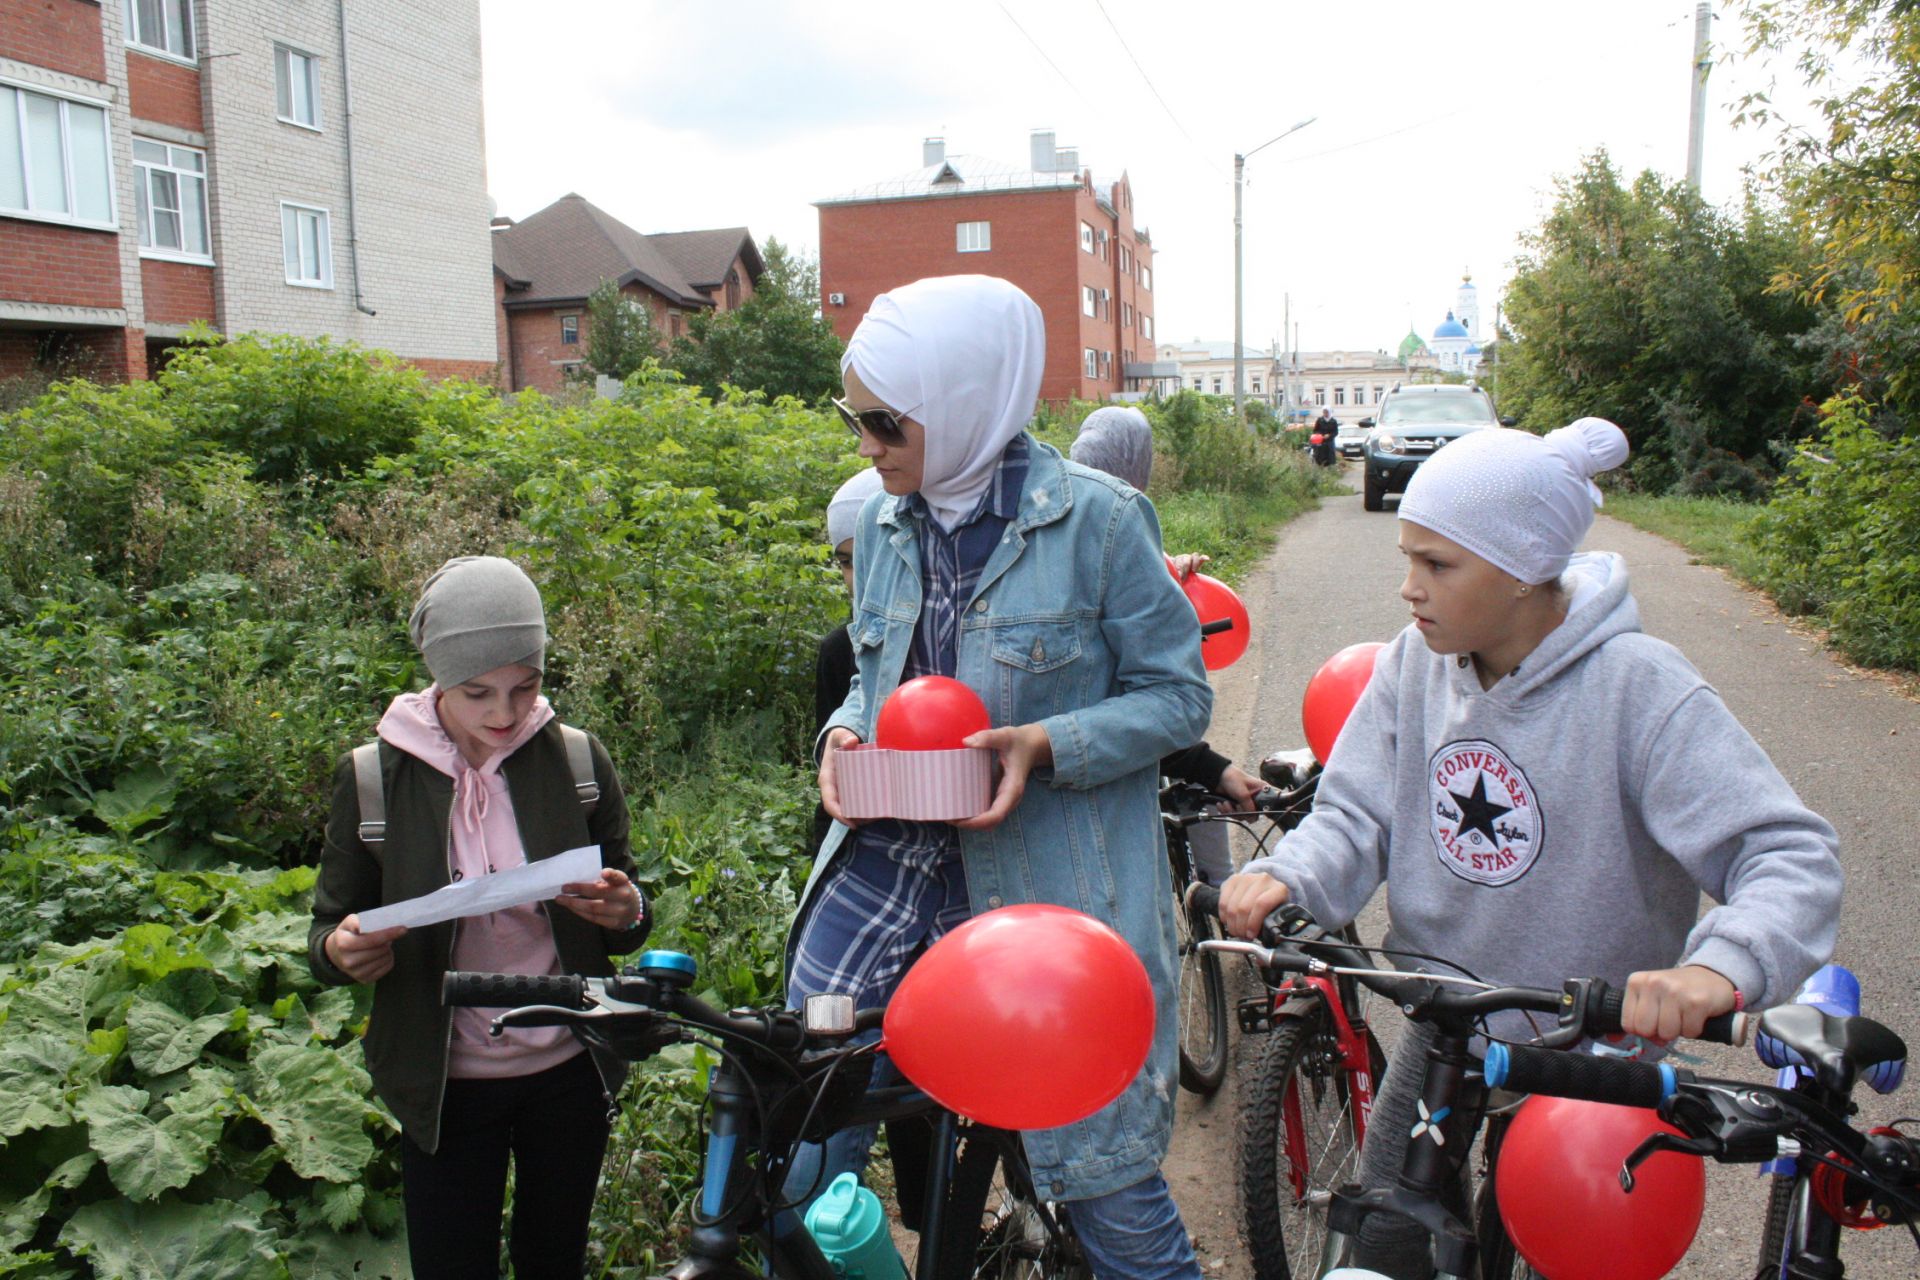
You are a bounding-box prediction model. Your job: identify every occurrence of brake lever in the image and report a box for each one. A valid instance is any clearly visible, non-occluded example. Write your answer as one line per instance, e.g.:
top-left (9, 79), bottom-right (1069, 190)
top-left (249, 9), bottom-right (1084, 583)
top-left (488, 1003), bottom-right (613, 1036)
top-left (1620, 1131), bottom-right (1720, 1192)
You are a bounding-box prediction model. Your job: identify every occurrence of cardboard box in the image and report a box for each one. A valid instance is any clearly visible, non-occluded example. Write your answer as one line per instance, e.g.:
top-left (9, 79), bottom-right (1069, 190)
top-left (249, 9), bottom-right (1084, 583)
top-left (835, 744), bottom-right (994, 821)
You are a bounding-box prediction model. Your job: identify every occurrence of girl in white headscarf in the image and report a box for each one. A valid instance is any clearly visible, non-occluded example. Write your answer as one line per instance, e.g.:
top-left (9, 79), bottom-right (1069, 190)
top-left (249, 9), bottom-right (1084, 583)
top-left (1217, 418), bottom-right (1841, 1276)
top-left (798, 275), bottom-right (1215, 1279)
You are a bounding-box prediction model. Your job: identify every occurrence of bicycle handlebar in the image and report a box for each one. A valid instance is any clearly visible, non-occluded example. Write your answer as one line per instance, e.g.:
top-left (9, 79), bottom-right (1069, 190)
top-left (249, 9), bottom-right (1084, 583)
top-left (443, 971), bottom-right (588, 1009)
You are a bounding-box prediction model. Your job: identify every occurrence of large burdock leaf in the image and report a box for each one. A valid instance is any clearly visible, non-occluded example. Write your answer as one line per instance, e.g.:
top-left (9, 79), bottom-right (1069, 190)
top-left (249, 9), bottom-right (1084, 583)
top-left (242, 1043), bottom-right (376, 1182)
top-left (74, 1084), bottom-right (221, 1201)
top-left (282, 1224), bottom-right (409, 1279)
top-left (126, 969), bottom-right (235, 1074)
top-left (59, 1197), bottom-right (284, 1280)
top-left (0, 1032), bottom-right (84, 1138)
top-left (0, 1153), bottom-right (97, 1252)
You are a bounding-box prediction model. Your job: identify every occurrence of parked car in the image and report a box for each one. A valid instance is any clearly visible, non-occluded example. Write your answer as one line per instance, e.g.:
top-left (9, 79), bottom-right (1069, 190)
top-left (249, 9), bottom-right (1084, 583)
top-left (1361, 384), bottom-right (1513, 511)
top-left (1335, 420), bottom-right (1370, 458)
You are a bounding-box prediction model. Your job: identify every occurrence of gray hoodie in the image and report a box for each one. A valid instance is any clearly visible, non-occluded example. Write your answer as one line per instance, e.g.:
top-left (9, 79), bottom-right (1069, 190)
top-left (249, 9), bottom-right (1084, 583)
top-left (1245, 552), bottom-right (1841, 1009)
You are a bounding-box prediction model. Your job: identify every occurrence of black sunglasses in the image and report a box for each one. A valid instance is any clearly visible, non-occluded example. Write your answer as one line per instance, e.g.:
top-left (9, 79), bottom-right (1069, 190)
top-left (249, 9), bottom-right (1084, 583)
top-left (832, 395), bottom-right (909, 446)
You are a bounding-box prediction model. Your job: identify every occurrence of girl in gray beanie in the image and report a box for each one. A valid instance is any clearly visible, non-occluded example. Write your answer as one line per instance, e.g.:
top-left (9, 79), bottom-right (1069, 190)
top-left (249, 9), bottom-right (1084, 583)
top-left (309, 555), bottom-right (648, 1280)
top-left (1215, 419), bottom-right (1840, 1277)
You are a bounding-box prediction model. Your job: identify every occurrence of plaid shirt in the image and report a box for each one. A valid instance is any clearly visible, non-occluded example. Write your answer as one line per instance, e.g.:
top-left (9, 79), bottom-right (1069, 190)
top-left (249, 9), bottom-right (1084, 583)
top-left (791, 437), bottom-right (1030, 1008)
top-left (853, 434), bottom-right (1029, 875)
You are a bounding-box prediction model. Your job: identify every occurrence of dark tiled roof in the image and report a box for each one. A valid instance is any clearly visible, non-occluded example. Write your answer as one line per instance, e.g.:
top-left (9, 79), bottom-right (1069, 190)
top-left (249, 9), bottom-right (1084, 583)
top-left (646, 228), bottom-right (765, 289)
top-left (490, 194), bottom-right (757, 309)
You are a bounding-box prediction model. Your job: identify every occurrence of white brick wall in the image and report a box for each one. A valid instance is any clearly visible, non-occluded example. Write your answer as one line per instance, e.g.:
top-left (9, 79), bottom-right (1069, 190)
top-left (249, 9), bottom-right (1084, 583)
top-left (198, 0), bottom-right (495, 364)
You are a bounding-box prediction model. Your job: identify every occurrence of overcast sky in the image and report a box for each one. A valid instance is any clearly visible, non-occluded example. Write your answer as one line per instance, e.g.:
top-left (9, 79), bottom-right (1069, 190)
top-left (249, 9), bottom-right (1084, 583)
top-left (478, 1), bottom-right (1820, 354)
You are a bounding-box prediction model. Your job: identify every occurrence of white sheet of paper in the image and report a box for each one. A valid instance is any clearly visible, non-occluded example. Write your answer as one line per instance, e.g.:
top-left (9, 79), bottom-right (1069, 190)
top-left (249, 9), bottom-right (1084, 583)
top-left (356, 845), bottom-right (603, 933)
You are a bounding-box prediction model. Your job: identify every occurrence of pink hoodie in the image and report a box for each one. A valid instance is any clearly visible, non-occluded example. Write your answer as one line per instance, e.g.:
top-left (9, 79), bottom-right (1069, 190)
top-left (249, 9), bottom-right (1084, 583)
top-left (377, 688), bottom-right (583, 1079)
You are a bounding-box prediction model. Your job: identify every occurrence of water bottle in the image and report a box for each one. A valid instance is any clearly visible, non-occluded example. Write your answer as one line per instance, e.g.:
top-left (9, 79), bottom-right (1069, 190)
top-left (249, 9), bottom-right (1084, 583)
top-left (803, 1172), bottom-right (907, 1280)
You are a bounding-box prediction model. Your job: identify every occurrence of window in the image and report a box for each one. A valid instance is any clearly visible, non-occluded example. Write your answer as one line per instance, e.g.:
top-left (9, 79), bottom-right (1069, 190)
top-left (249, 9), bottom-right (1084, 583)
top-left (0, 86), bottom-right (115, 227)
top-left (1314, 386), bottom-right (1327, 405)
top-left (1120, 245), bottom-right (1131, 275)
top-left (1098, 350), bottom-right (1111, 377)
top-left (1099, 287), bottom-right (1110, 319)
top-left (1373, 385), bottom-right (1386, 404)
top-left (1139, 313), bottom-right (1153, 340)
top-left (1080, 221), bottom-right (1094, 253)
top-left (127, 0), bottom-right (195, 60)
top-left (1139, 265), bottom-right (1152, 292)
top-left (133, 138), bottom-right (208, 259)
top-left (1334, 386), bottom-right (1346, 406)
top-left (1122, 302), bottom-right (1133, 329)
top-left (1211, 377), bottom-right (1223, 394)
top-left (275, 46), bottom-right (320, 129)
top-left (560, 315), bottom-right (578, 345)
top-left (1082, 286), bottom-right (1097, 318)
top-left (1253, 379), bottom-right (1263, 395)
top-left (956, 220), bottom-right (990, 252)
top-left (1096, 228), bottom-right (1109, 261)
top-left (668, 311), bottom-right (683, 339)
top-left (1084, 348), bottom-right (1098, 379)
top-left (280, 201), bottom-right (332, 287)
top-left (1191, 378), bottom-right (1203, 390)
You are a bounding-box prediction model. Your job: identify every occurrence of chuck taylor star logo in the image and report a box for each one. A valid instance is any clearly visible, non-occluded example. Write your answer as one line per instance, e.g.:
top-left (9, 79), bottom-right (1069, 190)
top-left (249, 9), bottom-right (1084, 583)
top-left (1426, 739), bottom-right (1542, 887)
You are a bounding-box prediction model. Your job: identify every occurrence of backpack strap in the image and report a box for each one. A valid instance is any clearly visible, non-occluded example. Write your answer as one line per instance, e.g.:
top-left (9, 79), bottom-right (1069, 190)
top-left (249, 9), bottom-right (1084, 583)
top-left (559, 724), bottom-right (601, 816)
top-left (352, 741), bottom-right (386, 846)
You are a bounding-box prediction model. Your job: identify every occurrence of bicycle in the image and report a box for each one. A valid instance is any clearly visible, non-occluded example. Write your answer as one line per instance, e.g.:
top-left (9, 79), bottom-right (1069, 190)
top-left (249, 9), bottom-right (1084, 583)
top-left (442, 955), bottom-right (1090, 1280)
top-left (1162, 752), bottom-right (1318, 1096)
top-left (1191, 893), bottom-right (1749, 1279)
top-left (1485, 986), bottom-right (1915, 1279)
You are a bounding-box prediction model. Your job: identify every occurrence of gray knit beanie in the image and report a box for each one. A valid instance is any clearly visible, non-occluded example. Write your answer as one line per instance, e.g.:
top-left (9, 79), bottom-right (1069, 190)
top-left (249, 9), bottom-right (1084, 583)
top-left (407, 556), bottom-right (546, 690)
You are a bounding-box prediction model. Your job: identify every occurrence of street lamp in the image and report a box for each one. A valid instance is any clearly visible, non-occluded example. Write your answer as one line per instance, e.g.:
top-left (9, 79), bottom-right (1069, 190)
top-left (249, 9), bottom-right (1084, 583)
top-left (1235, 116), bottom-right (1316, 430)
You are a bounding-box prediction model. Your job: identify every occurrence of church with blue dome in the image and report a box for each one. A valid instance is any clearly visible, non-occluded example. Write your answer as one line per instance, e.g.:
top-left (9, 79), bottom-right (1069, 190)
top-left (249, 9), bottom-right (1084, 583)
top-left (1426, 273), bottom-right (1483, 375)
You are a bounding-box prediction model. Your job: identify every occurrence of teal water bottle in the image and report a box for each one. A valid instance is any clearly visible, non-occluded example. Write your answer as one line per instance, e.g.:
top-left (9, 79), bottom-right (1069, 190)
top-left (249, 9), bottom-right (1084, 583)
top-left (802, 1172), bottom-right (906, 1280)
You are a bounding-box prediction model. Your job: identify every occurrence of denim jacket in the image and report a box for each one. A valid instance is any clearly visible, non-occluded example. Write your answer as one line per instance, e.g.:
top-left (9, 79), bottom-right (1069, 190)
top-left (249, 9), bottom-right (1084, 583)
top-left (800, 436), bottom-right (1214, 1199)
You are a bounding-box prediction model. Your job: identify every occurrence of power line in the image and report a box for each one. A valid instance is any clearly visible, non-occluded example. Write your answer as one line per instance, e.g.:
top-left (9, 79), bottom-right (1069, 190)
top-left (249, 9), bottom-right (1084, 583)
top-left (1089, 0), bottom-right (1229, 179)
top-left (994, 2), bottom-right (1100, 116)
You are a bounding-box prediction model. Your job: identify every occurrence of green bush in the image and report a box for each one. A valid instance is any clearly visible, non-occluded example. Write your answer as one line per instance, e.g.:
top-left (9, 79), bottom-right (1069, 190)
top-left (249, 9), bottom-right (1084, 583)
top-left (1749, 393), bottom-right (1920, 670)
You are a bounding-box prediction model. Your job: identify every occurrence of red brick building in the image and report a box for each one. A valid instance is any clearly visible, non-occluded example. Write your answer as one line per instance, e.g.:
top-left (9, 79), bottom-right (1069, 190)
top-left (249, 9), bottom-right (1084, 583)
top-left (490, 194), bottom-right (763, 394)
top-left (816, 132), bottom-right (1158, 405)
top-left (1, 0), bottom-right (498, 385)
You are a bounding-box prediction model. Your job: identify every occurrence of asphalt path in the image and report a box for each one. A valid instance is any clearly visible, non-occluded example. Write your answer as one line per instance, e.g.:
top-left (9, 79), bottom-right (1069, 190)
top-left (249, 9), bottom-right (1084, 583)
top-left (1162, 461), bottom-right (1920, 1278)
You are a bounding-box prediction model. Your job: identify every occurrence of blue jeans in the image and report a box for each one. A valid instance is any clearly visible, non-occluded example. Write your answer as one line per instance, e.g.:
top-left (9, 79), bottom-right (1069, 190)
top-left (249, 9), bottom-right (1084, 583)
top-left (1065, 1172), bottom-right (1203, 1280)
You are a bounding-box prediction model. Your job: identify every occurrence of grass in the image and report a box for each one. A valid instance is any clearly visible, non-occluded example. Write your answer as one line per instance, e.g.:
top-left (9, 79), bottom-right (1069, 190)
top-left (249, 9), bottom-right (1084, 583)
top-left (1154, 481), bottom-right (1327, 585)
top-left (1601, 492), bottom-right (1769, 585)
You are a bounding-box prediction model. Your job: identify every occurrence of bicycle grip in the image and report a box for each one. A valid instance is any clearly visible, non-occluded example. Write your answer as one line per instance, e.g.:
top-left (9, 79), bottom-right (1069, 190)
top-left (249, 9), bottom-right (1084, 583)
top-left (1186, 882), bottom-right (1222, 920)
top-left (1580, 981), bottom-right (1748, 1045)
top-left (1483, 1043), bottom-right (1680, 1108)
top-left (442, 971), bottom-right (587, 1009)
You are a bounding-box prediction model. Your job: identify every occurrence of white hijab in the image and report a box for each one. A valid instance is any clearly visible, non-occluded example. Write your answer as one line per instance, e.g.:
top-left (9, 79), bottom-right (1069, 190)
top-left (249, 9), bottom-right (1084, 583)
top-left (1398, 416), bottom-right (1630, 584)
top-left (826, 467), bottom-right (886, 548)
top-left (1071, 406), bottom-right (1154, 492)
top-left (842, 275), bottom-right (1046, 530)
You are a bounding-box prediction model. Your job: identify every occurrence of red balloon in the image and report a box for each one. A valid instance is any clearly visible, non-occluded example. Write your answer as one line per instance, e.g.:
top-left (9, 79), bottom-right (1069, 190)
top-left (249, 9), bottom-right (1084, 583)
top-left (874, 676), bottom-right (991, 751)
top-left (883, 904), bottom-right (1155, 1130)
top-left (1496, 1095), bottom-right (1705, 1280)
top-left (1301, 642), bottom-right (1384, 763)
top-left (1165, 553), bottom-right (1180, 579)
top-left (1182, 573), bottom-right (1251, 671)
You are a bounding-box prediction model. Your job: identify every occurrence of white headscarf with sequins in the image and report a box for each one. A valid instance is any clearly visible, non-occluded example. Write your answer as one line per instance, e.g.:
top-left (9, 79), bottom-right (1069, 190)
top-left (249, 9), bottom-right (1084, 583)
top-left (1071, 406), bottom-right (1155, 492)
top-left (1397, 417), bottom-right (1629, 584)
top-left (842, 275), bottom-right (1045, 530)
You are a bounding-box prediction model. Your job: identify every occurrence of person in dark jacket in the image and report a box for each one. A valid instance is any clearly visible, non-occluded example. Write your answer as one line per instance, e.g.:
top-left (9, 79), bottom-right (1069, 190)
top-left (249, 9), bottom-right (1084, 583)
top-left (309, 556), bottom-right (647, 1280)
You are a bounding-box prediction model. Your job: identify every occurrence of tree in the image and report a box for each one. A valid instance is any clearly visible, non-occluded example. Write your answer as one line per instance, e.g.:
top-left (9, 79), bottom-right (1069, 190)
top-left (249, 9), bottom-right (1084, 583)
top-left (1494, 151), bottom-right (1830, 491)
top-left (1739, 0), bottom-right (1920, 421)
top-left (582, 279), bottom-right (661, 382)
top-left (666, 238), bottom-right (845, 404)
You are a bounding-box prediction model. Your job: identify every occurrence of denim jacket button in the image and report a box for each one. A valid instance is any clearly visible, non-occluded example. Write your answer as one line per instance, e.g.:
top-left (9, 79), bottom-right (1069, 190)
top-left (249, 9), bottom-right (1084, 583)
top-left (974, 598), bottom-right (989, 613)
top-left (1031, 639), bottom-right (1045, 663)
top-left (1051, 1179), bottom-right (1066, 1196)
top-left (987, 894), bottom-right (1003, 908)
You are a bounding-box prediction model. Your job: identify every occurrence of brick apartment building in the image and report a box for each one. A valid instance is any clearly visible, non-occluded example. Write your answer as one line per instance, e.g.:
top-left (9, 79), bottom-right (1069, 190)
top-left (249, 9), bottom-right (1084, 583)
top-left (490, 193), bottom-right (763, 394)
top-left (816, 131), bottom-right (1157, 405)
top-left (0, 0), bottom-right (497, 383)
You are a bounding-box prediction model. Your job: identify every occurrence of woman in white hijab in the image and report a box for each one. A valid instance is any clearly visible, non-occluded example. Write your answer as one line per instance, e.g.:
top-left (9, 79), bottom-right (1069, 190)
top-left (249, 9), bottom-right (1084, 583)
top-left (796, 275), bottom-right (1214, 1279)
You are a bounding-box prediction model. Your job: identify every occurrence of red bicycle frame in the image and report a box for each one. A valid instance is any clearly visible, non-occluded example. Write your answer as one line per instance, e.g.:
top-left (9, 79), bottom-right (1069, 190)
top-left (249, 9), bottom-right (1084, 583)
top-left (1274, 973), bottom-right (1379, 1199)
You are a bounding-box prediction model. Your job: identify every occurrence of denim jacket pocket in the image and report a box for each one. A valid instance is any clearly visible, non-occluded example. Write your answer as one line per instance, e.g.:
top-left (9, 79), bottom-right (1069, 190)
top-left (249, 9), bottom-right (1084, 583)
top-left (987, 619), bottom-right (1082, 674)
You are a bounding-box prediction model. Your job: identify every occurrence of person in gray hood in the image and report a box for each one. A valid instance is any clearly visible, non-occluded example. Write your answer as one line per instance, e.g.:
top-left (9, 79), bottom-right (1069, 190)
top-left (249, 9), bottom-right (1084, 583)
top-left (1218, 416), bottom-right (1842, 1276)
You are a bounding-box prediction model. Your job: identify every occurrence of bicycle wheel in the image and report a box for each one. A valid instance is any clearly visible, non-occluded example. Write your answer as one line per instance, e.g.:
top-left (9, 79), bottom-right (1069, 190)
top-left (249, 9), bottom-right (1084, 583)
top-left (1238, 1000), bottom-right (1385, 1280)
top-left (1754, 1172), bottom-right (1802, 1280)
top-left (1469, 1116), bottom-right (1539, 1280)
top-left (1171, 838), bottom-right (1228, 1093)
top-left (938, 1125), bottom-right (1092, 1280)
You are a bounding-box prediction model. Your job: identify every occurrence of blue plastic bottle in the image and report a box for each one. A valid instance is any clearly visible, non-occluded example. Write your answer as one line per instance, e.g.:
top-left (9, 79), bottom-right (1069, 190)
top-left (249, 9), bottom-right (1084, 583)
top-left (802, 1172), bottom-right (907, 1280)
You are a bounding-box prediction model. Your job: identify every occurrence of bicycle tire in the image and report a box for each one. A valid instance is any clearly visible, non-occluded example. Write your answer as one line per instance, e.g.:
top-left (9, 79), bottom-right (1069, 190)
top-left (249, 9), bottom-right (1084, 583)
top-left (1170, 838), bottom-right (1229, 1093)
top-left (1238, 1000), bottom-right (1384, 1280)
top-left (1754, 1172), bottom-right (1801, 1280)
top-left (1469, 1133), bottom-right (1538, 1280)
top-left (937, 1125), bottom-right (1092, 1280)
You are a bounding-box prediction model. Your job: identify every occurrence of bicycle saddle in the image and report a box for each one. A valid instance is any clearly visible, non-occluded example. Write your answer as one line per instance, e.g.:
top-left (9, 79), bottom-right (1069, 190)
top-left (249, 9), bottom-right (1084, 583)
top-left (1260, 747), bottom-right (1317, 790)
top-left (1755, 1003), bottom-right (1908, 1095)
